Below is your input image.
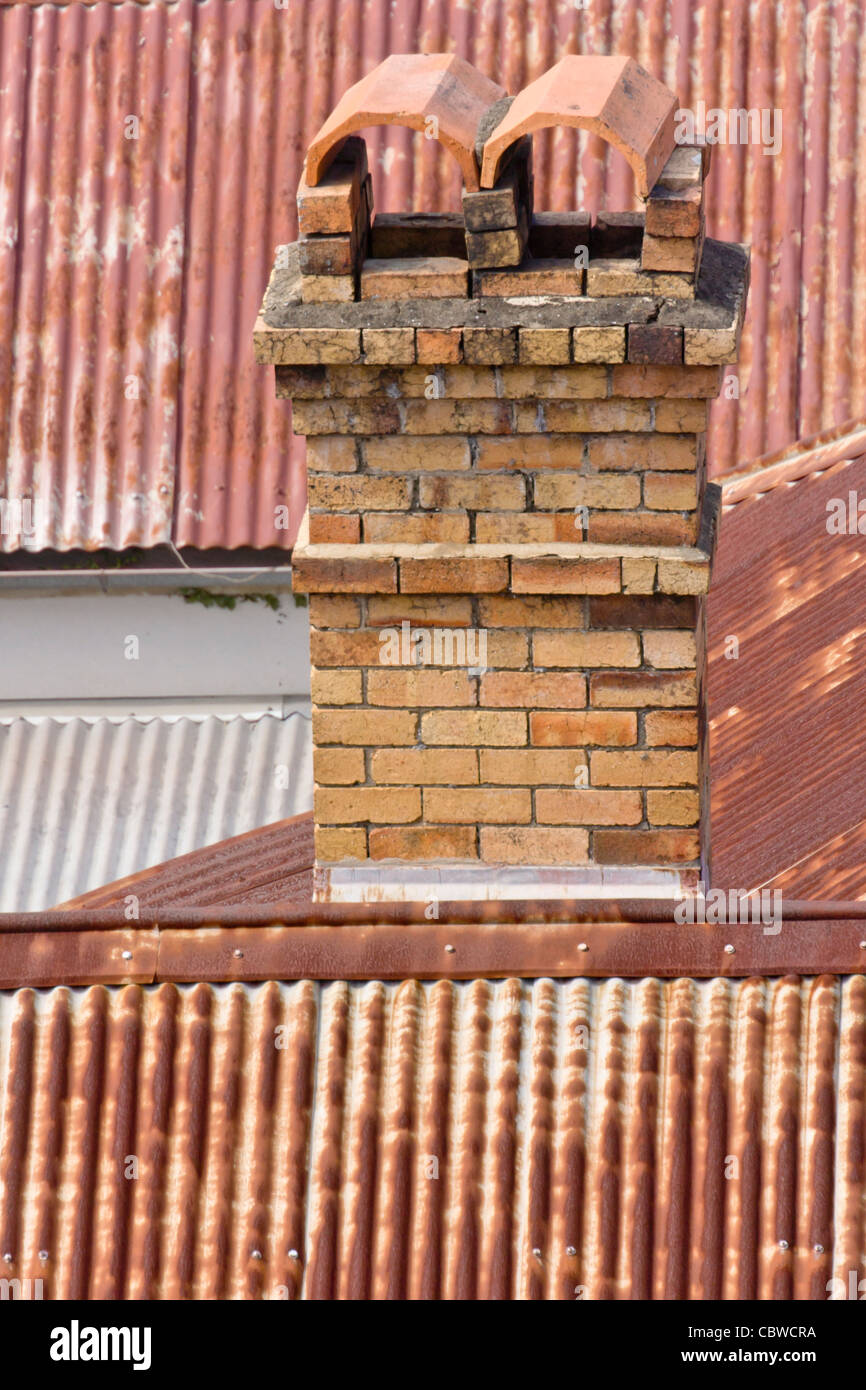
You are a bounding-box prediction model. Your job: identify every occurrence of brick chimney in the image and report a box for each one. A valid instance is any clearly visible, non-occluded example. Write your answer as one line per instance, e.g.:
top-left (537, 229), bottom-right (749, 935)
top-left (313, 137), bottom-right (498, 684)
top-left (255, 53), bottom-right (749, 903)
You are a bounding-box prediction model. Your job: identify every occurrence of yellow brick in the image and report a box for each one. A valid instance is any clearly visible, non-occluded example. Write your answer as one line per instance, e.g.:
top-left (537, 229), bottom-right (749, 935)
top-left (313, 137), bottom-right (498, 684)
top-left (535, 789), bottom-right (643, 825)
top-left (308, 475), bottom-right (410, 510)
top-left (315, 785), bottom-right (421, 824)
top-left (621, 558), bottom-right (656, 594)
top-left (363, 435), bottom-right (471, 471)
top-left (642, 631), bottom-right (697, 669)
top-left (421, 710), bottom-right (526, 746)
top-left (479, 749), bottom-right (587, 785)
top-left (518, 400), bottom-right (652, 432)
top-left (475, 436), bottom-right (584, 470)
top-left (590, 749), bottom-right (698, 786)
top-left (371, 748), bottom-right (479, 785)
top-left (424, 787), bottom-right (531, 823)
top-left (479, 595), bottom-right (587, 628)
top-left (305, 436), bottom-right (358, 473)
top-left (366, 668), bottom-right (476, 707)
top-left (655, 399), bottom-right (708, 432)
top-left (363, 512), bottom-right (469, 543)
top-left (572, 326), bottom-right (626, 363)
top-left (480, 671), bottom-right (587, 708)
top-left (533, 473), bottom-right (641, 511)
top-left (533, 630), bottom-right (640, 668)
top-left (315, 827), bottom-right (367, 861)
top-left (313, 709), bottom-right (416, 745)
top-left (645, 711), bottom-right (698, 746)
top-left (314, 748), bottom-right (366, 785)
top-left (644, 472), bottom-right (698, 510)
top-left (418, 475), bottom-right (525, 511)
top-left (310, 667), bottom-right (363, 705)
top-left (647, 789), bottom-right (700, 826)
top-left (367, 595), bottom-right (474, 628)
top-left (309, 595), bottom-right (362, 628)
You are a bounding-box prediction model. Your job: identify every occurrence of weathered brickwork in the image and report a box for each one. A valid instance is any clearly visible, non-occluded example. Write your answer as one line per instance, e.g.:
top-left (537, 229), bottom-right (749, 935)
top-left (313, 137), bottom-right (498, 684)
top-left (255, 53), bottom-right (749, 886)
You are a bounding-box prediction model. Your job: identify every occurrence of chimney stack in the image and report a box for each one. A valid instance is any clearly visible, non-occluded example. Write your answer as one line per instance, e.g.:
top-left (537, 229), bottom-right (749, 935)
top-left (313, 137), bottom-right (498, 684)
top-left (255, 53), bottom-right (749, 903)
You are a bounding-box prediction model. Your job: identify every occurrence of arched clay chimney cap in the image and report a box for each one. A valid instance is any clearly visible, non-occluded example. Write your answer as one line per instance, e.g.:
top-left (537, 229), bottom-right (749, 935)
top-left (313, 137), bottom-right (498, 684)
top-left (305, 53), bottom-right (506, 192)
top-left (480, 54), bottom-right (677, 198)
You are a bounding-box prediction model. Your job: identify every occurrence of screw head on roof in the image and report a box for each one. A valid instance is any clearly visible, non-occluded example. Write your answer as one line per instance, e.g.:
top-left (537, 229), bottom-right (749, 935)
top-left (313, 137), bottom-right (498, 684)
top-left (233, 948), bottom-right (244, 958)
top-left (566, 1246), bottom-right (577, 1257)
top-left (814, 1243), bottom-right (824, 1255)
top-left (724, 944), bottom-right (735, 954)
top-left (779, 1239), bottom-right (789, 1251)
top-left (38, 1250), bottom-right (48, 1262)
top-left (251, 1249), bottom-right (263, 1261)
top-left (288, 1249), bottom-right (300, 1260)
top-left (121, 950), bottom-right (132, 961)
top-left (2, 1253), bottom-right (11, 1264)
top-left (577, 942), bottom-right (589, 952)
top-left (532, 1248), bottom-right (542, 1260)
top-left (444, 944), bottom-right (456, 954)
top-left (860, 941), bottom-right (866, 950)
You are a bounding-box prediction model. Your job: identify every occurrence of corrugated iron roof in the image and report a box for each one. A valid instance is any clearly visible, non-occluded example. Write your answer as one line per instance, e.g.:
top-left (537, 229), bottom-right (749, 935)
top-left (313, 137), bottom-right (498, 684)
top-left (0, 714), bottom-right (313, 911)
top-left (2, 1), bottom-right (863, 551)
top-left (0, 973), bottom-right (862, 1299)
top-left (708, 449), bottom-right (866, 897)
top-left (57, 813), bottom-right (315, 911)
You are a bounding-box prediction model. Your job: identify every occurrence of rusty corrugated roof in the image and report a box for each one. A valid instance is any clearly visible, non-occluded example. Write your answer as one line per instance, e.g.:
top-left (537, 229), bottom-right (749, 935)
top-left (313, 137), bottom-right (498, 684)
top-left (2, 0), bottom-right (863, 551)
top-left (0, 973), bottom-right (862, 1299)
top-left (708, 447), bottom-right (866, 898)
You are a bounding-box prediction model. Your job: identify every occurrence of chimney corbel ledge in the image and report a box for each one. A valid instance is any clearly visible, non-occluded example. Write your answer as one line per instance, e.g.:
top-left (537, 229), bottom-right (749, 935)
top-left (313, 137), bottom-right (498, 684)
top-left (254, 52), bottom-right (749, 905)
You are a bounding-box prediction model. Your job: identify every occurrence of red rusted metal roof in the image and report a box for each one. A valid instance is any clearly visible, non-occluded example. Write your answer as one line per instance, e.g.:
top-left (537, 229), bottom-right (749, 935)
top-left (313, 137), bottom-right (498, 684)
top-left (708, 439), bottom-right (866, 898)
top-left (2, 1), bottom-right (862, 550)
top-left (0, 972), bottom-right (863, 1299)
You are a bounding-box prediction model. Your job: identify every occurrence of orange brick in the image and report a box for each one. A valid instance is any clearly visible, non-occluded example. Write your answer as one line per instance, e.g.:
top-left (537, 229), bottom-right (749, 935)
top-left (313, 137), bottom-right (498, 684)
top-left (654, 399), bottom-right (708, 432)
top-left (416, 328), bottom-right (463, 363)
top-left (479, 595), bottom-right (587, 628)
top-left (535, 789), bottom-right (643, 825)
top-left (587, 433), bottom-right (698, 471)
top-left (399, 557), bottom-right (509, 593)
top-left (485, 632), bottom-right (530, 668)
top-left (367, 594), bottom-right (474, 628)
top-left (587, 513), bottom-right (695, 545)
top-left (308, 475), bottom-right (410, 511)
top-left (366, 668), bottom-right (477, 707)
top-left (364, 512), bottom-right (469, 543)
top-left (424, 787), bottom-right (531, 824)
top-left (589, 672), bottom-right (697, 708)
top-left (305, 436), bottom-right (358, 472)
top-left (480, 826), bottom-right (590, 864)
top-left (590, 749), bottom-right (698, 786)
top-left (479, 748), bottom-right (587, 785)
top-left (475, 435), bottom-right (585, 470)
top-left (647, 789), bottom-right (700, 826)
top-left (369, 826), bottom-right (477, 860)
top-left (360, 256), bottom-right (468, 300)
top-left (644, 472), bottom-right (698, 510)
top-left (363, 435), bottom-right (471, 471)
top-left (641, 232), bottom-right (699, 272)
top-left (421, 710), bottom-right (526, 746)
top-left (309, 513), bottom-right (360, 543)
top-left (311, 667), bottom-right (363, 705)
top-left (642, 631), bottom-right (697, 669)
top-left (309, 595), bottom-right (362, 628)
top-left (314, 748), bottom-right (366, 785)
top-left (315, 785), bottom-right (420, 824)
top-left (315, 826), bottom-right (367, 861)
top-left (644, 711), bottom-right (699, 746)
top-left (371, 748), bottom-right (479, 785)
top-left (313, 709), bottom-right (416, 745)
top-left (533, 630), bottom-right (640, 668)
top-left (292, 554), bottom-right (397, 593)
top-left (594, 828), bottom-right (699, 864)
top-left (530, 711), bottom-right (637, 746)
top-left (511, 558), bottom-right (620, 595)
top-left (533, 473), bottom-right (641, 510)
top-left (610, 365), bottom-right (721, 398)
top-left (418, 475), bottom-right (525, 511)
top-left (480, 671), bottom-right (587, 708)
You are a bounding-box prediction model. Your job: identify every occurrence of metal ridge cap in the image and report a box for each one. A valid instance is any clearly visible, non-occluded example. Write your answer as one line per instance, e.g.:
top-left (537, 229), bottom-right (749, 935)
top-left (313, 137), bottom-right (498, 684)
top-left (3, 896), bottom-right (866, 933)
top-left (721, 417), bottom-right (866, 506)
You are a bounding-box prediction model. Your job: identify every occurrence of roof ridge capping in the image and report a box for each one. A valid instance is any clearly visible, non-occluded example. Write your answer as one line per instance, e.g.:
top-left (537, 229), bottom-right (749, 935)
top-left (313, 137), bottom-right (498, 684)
top-left (303, 53), bottom-right (506, 191)
top-left (479, 54), bottom-right (678, 197)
